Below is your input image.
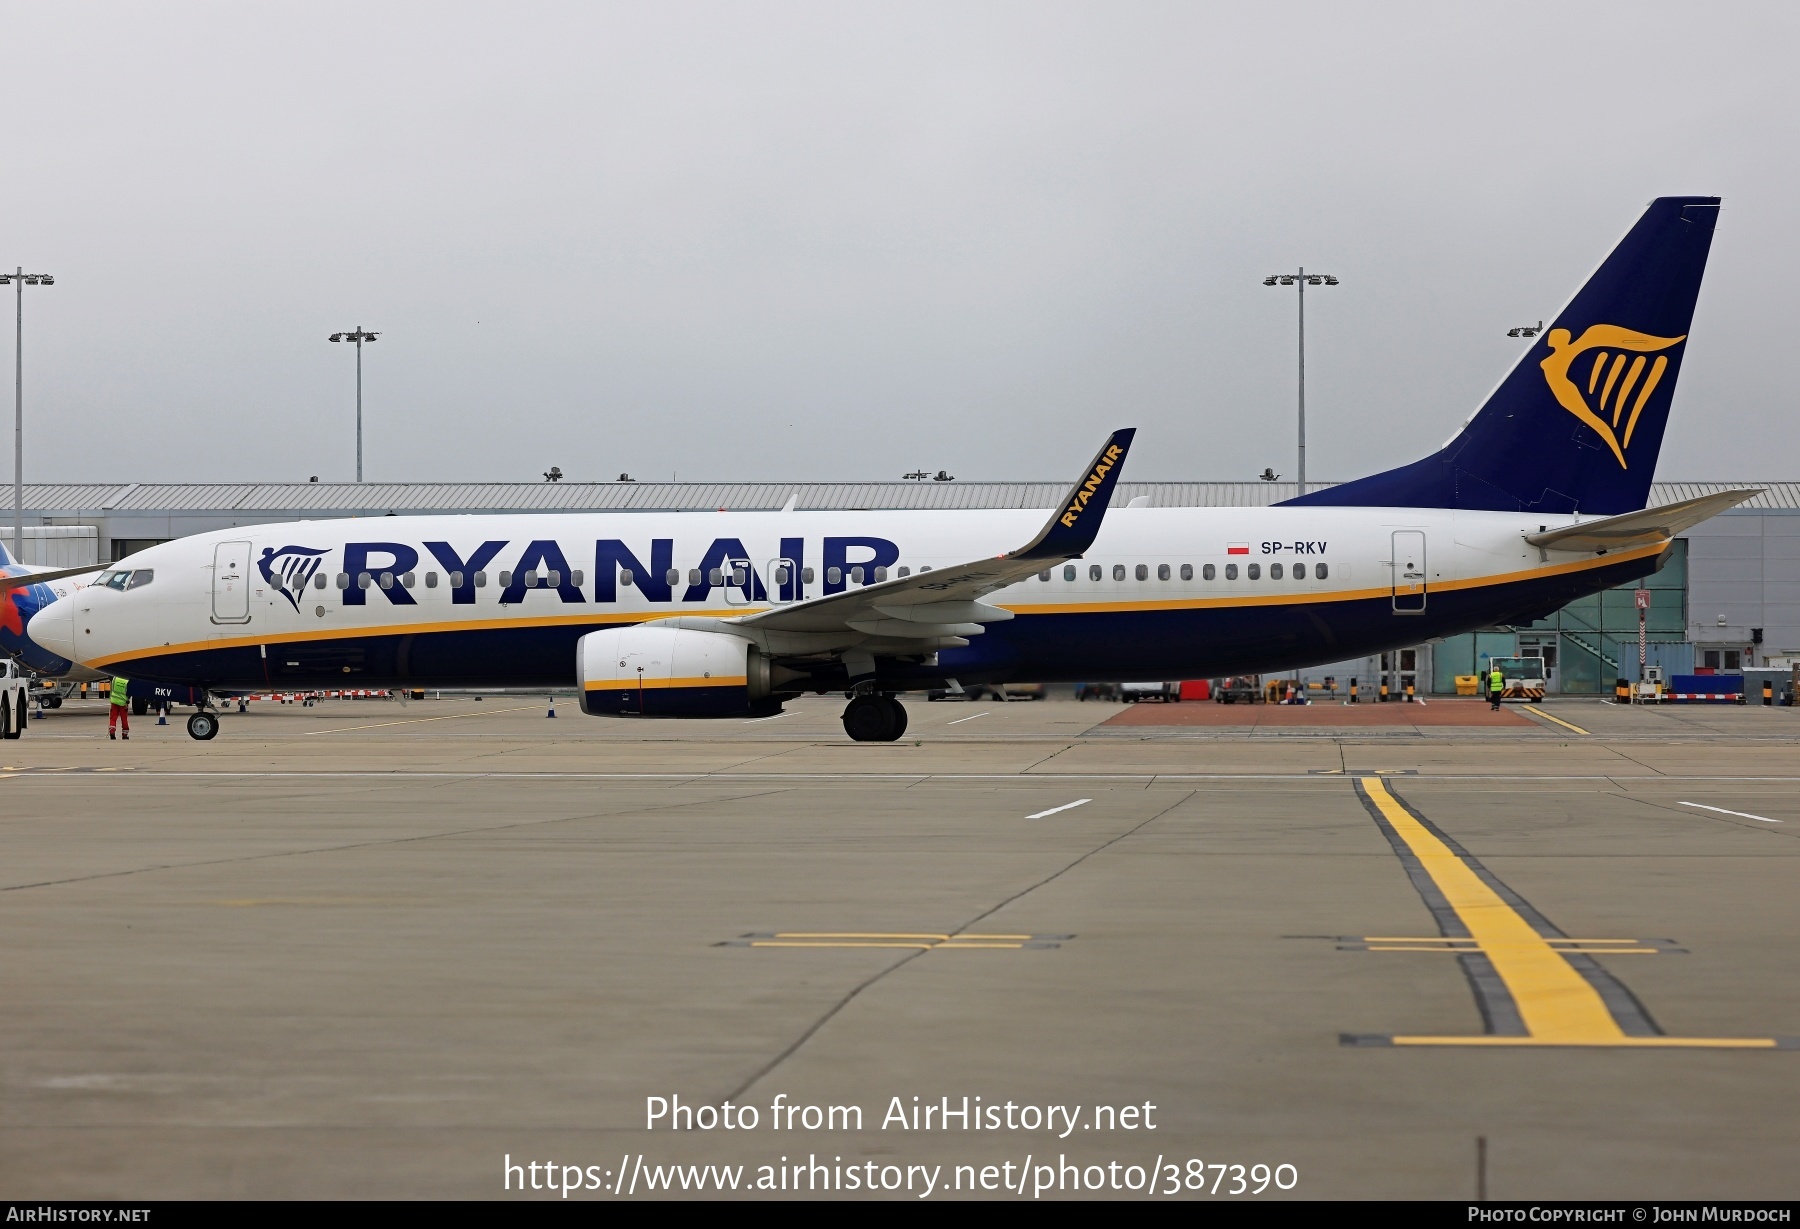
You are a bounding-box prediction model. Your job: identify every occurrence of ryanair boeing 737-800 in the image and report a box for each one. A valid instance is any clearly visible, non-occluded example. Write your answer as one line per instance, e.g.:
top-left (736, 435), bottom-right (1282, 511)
top-left (26, 196), bottom-right (1753, 742)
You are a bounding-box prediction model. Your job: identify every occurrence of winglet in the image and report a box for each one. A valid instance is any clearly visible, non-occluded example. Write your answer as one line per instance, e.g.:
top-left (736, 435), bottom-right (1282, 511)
top-left (1011, 428), bottom-right (1136, 561)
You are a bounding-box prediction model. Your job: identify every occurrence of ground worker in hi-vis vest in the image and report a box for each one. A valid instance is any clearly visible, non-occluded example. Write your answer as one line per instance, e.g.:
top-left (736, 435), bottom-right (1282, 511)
top-left (1488, 666), bottom-right (1505, 711)
top-left (108, 675), bottom-right (130, 740)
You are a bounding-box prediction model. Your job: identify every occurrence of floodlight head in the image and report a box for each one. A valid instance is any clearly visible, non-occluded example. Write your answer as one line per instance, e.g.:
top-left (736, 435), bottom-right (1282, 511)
top-left (1322, 275), bottom-right (1337, 285)
top-left (22, 277), bottom-right (38, 285)
top-left (1279, 276), bottom-right (1295, 285)
top-left (329, 334), bottom-right (343, 342)
top-left (1262, 276), bottom-right (1278, 286)
top-left (0, 277), bottom-right (10, 285)
top-left (1507, 328), bottom-right (1521, 337)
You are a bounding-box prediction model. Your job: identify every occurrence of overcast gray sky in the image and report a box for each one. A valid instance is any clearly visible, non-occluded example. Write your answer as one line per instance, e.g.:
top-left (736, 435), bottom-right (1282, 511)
top-left (2, 2), bottom-right (1794, 485)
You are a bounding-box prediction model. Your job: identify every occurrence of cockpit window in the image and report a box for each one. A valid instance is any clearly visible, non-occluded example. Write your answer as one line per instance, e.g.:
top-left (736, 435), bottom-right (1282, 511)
top-left (125, 569), bottom-right (154, 590)
top-left (99, 570), bottom-right (130, 590)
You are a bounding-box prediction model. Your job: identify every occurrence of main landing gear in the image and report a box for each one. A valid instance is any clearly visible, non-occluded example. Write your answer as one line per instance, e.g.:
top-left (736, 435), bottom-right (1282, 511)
top-left (842, 694), bottom-right (908, 742)
top-left (186, 711), bottom-right (220, 741)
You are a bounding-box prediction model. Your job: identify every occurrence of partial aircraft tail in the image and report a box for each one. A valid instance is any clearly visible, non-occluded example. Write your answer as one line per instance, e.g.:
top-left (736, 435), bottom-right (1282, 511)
top-left (0, 541), bottom-right (13, 568)
top-left (1286, 196), bottom-right (1720, 515)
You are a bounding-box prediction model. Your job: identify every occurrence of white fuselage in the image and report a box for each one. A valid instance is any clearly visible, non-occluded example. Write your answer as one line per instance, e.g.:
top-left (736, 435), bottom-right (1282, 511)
top-left (29, 505), bottom-right (1662, 690)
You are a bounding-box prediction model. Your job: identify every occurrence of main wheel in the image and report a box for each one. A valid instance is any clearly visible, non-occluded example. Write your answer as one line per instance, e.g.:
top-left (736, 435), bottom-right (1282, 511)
top-left (842, 695), bottom-right (900, 742)
top-left (882, 696), bottom-right (908, 739)
top-left (187, 711), bottom-right (220, 741)
top-left (130, 696), bottom-right (149, 717)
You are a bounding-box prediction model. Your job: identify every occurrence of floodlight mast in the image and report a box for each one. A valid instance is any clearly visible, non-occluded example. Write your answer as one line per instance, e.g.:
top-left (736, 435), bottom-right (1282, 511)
top-left (3, 268), bottom-right (55, 559)
top-left (1261, 269), bottom-right (1337, 496)
top-left (328, 327), bottom-right (380, 482)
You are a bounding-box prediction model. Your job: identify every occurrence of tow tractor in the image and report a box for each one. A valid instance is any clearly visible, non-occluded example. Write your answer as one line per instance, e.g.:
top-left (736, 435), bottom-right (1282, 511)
top-left (1487, 656), bottom-right (1546, 701)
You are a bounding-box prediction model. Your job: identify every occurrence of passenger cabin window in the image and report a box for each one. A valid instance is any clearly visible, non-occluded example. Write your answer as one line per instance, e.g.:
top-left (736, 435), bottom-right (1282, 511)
top-left (402, 571), bottom-right (416, 588)
top-left (1270, 563), bottom-right (1283, 580)
top-left (874, 566), bottom-right (888, 582)
top-left (849, 566), bottom-right (864, 584)
top-left (449, 570), bottom-right (464, 589)
top-left (1224, 563), bottom-right (1237, 580)
top-left (827, 566), bottom-right (842, 584)
top-left (1316, 562), bottom-right (1329, 579)
top-left (1063, 565), bottom-right (1076, 581)
top-left (336, 573), bottom-right (350, 589)
top-left (1157, 563), bottom-right (1170, 581)
top-left (572, 570), bottom-right (584, 587)
top-left (803, 567), bottom-right (816, 583)
top-left (380, 571), bottom-right (394, 589)
top-left (125, 569), bottom-right (154, 590)
top-left (1038, 571), bottom-right (1050, 581)
top-left (1089, 564), bottom-right (1101, 581)
top-left (315, 573), bottom-right (328, 589)
top-left (425, 572), bottom-right (439, 588)
top-left (1247, 563), bottom-right (1260, 580)
top-left (707, 568), bottom-right (722, 585)
top-left (665, 569), bottom-right (680, 586)
top-left (1112, 564), bottom-right (1126, 581)
top-left (358, 572), bottom-right (373, 589)
top-left (499, 570), bottom-right (513, 587)
top-left (1293, 563), bottom-right (1305, 580)
top-left (688, 569), bottom-right (702, 586)
top-left (620, 569), bottom-right (635, 587)
top-left (1135, 564), bottom-right (1148, 581)
top-left (474, 571), bottom-right (487, 588)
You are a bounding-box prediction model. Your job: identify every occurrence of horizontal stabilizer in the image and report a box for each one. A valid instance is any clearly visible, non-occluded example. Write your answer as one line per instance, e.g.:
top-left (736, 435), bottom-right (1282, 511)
top-left (1524, 489), bottom-right (1761, 552)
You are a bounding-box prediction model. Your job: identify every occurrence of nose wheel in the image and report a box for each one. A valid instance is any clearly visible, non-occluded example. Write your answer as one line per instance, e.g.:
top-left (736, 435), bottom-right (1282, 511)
top-left (186, 711), bottom-right (220, 741)
top-left (842, 694), bottom-right (908, 742)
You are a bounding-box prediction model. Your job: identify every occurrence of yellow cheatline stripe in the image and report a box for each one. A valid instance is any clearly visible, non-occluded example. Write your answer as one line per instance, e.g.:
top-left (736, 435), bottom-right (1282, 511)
top-left (1522, 704), bottom-right (1590, 735)
top-left (584, 676), bottom-right (747, 692)
top-left (1006, 541), bottom-right (1668, 617)
top-left (300, 705), bottom-right (537, 734)
top-left (1362, 775), bottom-right (1629, 1044)
top-left (1362, 776), bottom-right (1779, 1049)
top-left (752, 942), bottom-right (935, 949)
top-left (83, 607), bottom-right (751, 670)
top-left (86, 542), bottom-right (1670, 669)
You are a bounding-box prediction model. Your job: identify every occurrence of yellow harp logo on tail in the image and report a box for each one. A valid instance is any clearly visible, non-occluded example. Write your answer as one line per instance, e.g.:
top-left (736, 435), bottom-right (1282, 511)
top-left (1539, 325), bottom-right (1685, 469)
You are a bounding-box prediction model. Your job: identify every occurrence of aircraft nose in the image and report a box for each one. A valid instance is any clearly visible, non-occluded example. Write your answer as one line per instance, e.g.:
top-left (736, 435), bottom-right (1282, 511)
top-left (27, 595), bottom-right (77, 661)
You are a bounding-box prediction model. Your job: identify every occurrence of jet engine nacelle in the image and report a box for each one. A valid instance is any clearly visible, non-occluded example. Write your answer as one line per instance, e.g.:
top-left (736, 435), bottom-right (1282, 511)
top-left (577, 624), bottom-right (783, 718)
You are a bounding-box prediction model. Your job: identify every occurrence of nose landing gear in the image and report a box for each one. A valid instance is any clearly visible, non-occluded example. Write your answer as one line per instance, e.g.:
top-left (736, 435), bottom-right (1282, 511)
top-left (842, 694), bottom-right (908, 742)
top-left (186, 711), bottom-right (220, 741)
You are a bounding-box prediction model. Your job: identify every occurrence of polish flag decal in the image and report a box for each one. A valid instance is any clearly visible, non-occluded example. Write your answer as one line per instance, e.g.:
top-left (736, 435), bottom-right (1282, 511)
top-left (1226, 543), bottom-right (1250, 555)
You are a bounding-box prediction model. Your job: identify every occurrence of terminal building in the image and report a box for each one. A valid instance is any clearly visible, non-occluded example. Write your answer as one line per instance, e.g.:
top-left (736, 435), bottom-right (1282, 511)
top-left (7, 478), bottom-right (1796, 695)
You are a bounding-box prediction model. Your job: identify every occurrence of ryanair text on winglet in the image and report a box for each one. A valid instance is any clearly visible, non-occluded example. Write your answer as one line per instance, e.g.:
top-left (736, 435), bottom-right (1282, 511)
top-left (1059, 445), bottom-right (1123, 529)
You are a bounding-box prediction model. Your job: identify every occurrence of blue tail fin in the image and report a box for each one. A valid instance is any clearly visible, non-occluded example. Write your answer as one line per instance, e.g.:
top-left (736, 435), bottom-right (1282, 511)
top-left (1286, 196), bottom-right (1719, 515)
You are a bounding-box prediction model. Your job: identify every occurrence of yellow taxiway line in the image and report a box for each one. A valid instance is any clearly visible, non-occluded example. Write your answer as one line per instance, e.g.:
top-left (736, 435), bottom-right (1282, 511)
top-left (1520, 704), bottom-right (1590, 735)
top-left (1359, 776), bottom-right (1779, 1049)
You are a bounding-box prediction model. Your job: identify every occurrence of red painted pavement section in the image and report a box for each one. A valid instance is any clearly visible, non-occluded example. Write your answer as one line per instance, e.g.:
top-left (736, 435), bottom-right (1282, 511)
top-left (1099, 699), bottom-right (1535, 728)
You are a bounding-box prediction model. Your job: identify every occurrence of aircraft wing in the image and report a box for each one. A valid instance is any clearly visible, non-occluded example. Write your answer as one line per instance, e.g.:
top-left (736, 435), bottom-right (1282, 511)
top-left (0, 564), bottom-right (102, 593)
top-left (724, 429), bottom-right (1135, 643)
top-left (1524, 489), bottom-right (1762, 553)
